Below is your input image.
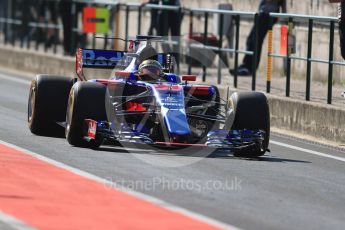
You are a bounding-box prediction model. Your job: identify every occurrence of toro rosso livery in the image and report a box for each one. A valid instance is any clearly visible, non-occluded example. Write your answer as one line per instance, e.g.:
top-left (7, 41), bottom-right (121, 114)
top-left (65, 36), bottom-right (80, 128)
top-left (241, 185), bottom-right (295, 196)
top-left (28, 36), bottom-right (270, 157)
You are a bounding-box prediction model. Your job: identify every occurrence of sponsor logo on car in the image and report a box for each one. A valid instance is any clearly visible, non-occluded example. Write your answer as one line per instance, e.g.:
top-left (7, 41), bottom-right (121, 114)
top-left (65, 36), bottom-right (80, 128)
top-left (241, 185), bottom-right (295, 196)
top-left (88, 121), bottom-right (97, 139)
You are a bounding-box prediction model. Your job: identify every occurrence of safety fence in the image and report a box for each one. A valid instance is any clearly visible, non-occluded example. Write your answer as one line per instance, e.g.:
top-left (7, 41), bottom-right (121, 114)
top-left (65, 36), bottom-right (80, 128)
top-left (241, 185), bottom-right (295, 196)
top-left (0, 0), bottom-right (344, 105)
top-left (268, 13), bottom-right (343, 104)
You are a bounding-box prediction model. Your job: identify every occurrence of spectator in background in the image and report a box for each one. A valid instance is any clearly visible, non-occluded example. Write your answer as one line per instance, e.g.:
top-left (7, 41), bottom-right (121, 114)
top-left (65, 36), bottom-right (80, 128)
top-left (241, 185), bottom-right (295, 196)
top-left (75, 2), bottom-right (87, 50)
top-left (142, 0), bottom-right (159, 35)
top-left (20, 0), bottom-right (31, 43)
top-left (340, 0), bottom-right (345, 59)
top-left (157, 0), bottom-right (182, 63)
top-left (329, 0), bottom-right (345, 60)
top-left (329, 0), bottom-right (345, 97)
top-left (230, 0), bottom-right (286, 76)
top-left (157, 0), bottom-right (182, 38)
top-left (60, 0), bottom-right (86, 56)
top-left (0, 0), bottom-right (7, 32)
top-left (38, 0), bottom-right (59, 48)
top-left (60, 0), bottom-right (73, 55)
top-left (19, 0), bottom-right (43, 45)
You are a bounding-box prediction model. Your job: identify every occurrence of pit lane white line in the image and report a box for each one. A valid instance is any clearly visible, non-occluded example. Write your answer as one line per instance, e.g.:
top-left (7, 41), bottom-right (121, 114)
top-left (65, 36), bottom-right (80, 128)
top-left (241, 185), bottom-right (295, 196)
top-left (0, 140), bottom-right (240, 230)
top-left (0, 211), bottom-right (36, 230)
top-left (0, 73), bottom-right (30, 85)
top-left (270, 140), bottom-right (345, 163)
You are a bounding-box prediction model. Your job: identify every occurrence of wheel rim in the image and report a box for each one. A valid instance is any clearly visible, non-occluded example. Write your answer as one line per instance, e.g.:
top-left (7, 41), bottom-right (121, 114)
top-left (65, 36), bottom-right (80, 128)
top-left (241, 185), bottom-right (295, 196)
top-left (28, 86), bottom-right (35, 123)
top-left (65, 91), bottom-right (74, 137)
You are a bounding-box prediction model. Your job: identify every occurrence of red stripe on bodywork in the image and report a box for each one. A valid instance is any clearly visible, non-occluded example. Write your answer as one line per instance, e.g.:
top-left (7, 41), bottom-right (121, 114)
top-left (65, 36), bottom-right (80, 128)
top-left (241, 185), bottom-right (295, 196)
top-left (189, 86), bottom-right (211, 96)
top-left (154, 84), bottom-right (182, 91)
top-left (95, 79), bottom-right (120, 85)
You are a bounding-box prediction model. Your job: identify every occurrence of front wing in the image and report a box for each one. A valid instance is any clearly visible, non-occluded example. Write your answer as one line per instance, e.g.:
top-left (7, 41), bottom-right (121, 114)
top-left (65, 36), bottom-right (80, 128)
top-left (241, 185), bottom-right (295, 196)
top-left (83, 119), bottom-right (266, 152)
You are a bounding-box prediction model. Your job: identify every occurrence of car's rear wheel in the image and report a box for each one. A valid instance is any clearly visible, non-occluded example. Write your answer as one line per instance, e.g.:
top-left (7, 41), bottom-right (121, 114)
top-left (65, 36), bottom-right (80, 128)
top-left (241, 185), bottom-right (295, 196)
top-left (225, 92), bottom-right (270, 157)
top-left (28, 75), bottom-right (73, 136)
top-left (66, 82), bottom-right (107, 148)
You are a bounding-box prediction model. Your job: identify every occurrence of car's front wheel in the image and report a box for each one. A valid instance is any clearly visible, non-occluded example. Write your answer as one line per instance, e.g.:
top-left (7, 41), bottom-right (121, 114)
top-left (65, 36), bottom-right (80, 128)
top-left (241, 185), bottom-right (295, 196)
top-left (225, 92), bottom-right (270, 157)
top-left (66, 82), bottom-right (107, 148)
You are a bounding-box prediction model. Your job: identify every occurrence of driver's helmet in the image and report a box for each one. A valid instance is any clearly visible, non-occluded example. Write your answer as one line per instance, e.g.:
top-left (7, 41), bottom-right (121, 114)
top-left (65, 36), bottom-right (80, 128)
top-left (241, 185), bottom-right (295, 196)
top-left (138, 60), bottom-right (163, 77)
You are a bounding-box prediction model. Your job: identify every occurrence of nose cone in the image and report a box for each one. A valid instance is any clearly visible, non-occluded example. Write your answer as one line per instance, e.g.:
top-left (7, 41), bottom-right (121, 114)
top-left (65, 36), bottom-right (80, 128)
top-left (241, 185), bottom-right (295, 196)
top-left (164, 110), bottom-right (191, 136)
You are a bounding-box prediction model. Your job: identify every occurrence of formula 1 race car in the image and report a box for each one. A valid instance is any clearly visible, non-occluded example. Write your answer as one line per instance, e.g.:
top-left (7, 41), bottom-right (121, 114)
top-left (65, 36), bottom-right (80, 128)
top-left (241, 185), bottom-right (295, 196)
top-left (28, 36), bottom-right (270, 158)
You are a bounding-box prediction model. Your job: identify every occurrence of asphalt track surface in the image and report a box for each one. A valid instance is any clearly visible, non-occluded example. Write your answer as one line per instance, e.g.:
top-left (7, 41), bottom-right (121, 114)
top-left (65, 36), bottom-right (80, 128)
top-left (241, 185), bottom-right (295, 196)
top-left (0, 70), bottom-right (345, 230)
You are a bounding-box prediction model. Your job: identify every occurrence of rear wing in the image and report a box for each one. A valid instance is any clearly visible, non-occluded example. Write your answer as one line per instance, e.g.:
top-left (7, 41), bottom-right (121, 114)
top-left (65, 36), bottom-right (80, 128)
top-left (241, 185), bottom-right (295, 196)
top-left (76, 48), bottom-right (125, 81)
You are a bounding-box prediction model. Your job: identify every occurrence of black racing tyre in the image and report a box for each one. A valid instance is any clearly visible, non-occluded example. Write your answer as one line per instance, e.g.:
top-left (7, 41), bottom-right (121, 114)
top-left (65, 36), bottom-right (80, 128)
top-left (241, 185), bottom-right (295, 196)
top-left (65, 82), bottom-right (107, 148)
top-left (226, 92), bottom-right (270, 158)
top-left (28, 75), bottom-right (73, 136)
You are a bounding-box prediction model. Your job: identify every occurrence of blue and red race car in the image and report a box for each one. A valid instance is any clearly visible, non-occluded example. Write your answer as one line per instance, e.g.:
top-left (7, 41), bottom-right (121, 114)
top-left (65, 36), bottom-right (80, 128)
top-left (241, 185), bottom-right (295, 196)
top-left (28, 36), bottom-right (270, 157)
